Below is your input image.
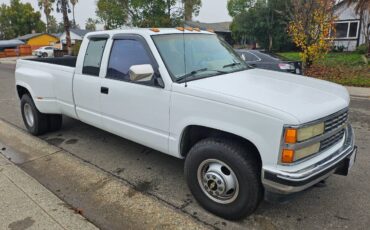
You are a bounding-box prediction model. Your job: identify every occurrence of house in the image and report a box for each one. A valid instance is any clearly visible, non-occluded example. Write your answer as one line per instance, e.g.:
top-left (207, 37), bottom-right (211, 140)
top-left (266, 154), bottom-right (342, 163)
top-left (333, 0), bottom-right (369, 51)
top-left (184, 21), bottom-right (233, 45)
top-left (59, 29), bottom-right (91, 45)
top-left (0, 39), bottom-right (24, 51)
top-left (17, 33), bottom-right (59, 50)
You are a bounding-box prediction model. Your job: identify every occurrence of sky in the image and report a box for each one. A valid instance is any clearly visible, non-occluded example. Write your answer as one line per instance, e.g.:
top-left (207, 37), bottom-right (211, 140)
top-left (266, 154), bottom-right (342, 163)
top-left (0, 0), bottom-right (232, 29)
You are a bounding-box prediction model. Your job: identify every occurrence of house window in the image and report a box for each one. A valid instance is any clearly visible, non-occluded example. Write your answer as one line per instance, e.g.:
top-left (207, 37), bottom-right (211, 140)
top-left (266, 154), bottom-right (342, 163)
top-left (334, 21), bottom-right (359, 39)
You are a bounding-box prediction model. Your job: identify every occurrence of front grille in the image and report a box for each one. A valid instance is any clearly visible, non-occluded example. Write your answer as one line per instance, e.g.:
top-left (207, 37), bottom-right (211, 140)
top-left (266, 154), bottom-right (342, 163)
top-left (324, 110), bottom-right (348, 133)
top-left (320, 129), bottom-right (345, 151)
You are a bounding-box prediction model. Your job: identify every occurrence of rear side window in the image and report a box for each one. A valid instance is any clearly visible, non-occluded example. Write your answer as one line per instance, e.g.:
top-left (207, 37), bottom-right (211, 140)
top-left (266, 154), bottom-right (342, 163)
top-left (83, 38), bottom-right (107, 76)
top-left (107, 39), bottom-right (152, 82)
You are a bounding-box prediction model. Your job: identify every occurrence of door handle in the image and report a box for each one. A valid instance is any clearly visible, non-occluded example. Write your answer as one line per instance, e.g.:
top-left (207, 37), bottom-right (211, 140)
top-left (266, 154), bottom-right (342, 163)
top-left (101, 87), bottom-right (109, 94)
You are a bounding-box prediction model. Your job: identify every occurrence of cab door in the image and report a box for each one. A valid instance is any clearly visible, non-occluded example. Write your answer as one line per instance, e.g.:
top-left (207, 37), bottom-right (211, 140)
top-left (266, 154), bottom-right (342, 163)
top-left (99, 35), bottom-right (170, 154)
top-left (73, 37), bottom-right (107, 128)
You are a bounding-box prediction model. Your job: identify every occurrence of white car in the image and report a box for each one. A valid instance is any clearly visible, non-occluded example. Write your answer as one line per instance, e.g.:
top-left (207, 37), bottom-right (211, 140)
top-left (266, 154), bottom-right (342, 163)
top-left (15, 28), bottom-right (357, 220)
top-left (33, 46), bottom-right (55, 58)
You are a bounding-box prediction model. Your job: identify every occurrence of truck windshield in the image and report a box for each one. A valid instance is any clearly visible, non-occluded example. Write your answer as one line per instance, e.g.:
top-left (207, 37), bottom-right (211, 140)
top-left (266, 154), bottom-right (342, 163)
top-left (152, 34), bottom-right (248, 83)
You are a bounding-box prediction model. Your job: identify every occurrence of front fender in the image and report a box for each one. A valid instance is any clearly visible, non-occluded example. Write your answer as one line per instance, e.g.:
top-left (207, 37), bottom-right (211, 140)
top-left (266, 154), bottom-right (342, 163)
top-left (169, 93), bottom-right (285, 169)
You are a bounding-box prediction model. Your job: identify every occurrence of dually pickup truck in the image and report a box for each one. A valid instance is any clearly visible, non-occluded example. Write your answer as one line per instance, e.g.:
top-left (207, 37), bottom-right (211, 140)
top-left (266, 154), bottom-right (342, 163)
top-left (15, 28), bottom-right (357, 220)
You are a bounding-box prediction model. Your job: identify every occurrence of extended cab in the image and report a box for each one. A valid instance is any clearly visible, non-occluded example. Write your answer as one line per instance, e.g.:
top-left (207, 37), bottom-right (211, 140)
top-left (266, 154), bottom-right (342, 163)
top-left (15, 28), bottom-right (357, 220)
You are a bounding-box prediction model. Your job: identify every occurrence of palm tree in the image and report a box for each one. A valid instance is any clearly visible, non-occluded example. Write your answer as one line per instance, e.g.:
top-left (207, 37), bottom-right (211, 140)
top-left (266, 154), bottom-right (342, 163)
top-left (70, 0), bottom-right (78, 27)
top-left (38, 0), bottom-right (55, 33)
top-left (56, 0), bottom-right (72, 55)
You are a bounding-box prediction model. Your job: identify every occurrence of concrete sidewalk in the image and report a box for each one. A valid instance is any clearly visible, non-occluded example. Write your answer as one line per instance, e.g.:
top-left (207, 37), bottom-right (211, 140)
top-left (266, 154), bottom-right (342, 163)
top-left (346, 86), bottom-right (370, 99)
top-left (0, 154), bottom-right (98, 230)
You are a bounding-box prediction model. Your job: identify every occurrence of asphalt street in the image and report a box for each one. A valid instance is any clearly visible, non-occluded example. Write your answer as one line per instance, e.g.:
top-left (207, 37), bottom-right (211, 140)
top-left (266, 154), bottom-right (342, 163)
top-left (0, 63), bottom-right (369, 229)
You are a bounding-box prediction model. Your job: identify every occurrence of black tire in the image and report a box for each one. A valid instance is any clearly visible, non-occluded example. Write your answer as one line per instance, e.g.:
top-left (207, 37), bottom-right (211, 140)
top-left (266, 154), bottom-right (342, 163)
top-left (42, 52), bottom-right (48, 58)
top-left (20, 94), bottom-right (48, 135)
top-left (48, 114), bottom-right (63, 132)
top-left (184, 138), bottom-right (263, 220)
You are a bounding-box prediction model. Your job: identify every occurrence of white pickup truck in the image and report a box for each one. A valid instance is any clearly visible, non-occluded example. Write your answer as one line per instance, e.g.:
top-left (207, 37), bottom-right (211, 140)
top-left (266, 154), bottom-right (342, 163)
top-left (15, 28), bottom-right (357, 220)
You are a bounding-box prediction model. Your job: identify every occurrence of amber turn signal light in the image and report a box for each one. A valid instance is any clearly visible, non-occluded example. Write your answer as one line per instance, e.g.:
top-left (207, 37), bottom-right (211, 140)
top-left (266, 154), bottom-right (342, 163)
top-left (285, 128), bottom-right (297, 144)
top-left (150, 28), bottom-right (160, 32)
top-left (281, 149), bottom-right (294, 163)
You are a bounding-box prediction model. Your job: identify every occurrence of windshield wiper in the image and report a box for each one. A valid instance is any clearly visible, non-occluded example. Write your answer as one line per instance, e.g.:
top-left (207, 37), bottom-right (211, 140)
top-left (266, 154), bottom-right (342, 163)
top-left (176, 68), bottom-right (226, 83)
top-left (223, 62), bottom-right (241, 68)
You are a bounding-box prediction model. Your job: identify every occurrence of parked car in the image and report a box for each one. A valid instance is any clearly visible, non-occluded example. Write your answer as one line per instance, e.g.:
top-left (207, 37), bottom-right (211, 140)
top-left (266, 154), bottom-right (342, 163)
top-left (236, 49), bottom-right (302, 75)
top-left (15, 28), bottom-right (357, 220)
top-left (32, 46), bottom-right (55, 58)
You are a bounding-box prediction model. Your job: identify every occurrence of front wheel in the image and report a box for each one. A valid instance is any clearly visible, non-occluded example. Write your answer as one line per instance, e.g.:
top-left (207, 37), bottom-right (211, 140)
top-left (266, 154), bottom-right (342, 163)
top-left (184, 138), bottom-right (263, 220)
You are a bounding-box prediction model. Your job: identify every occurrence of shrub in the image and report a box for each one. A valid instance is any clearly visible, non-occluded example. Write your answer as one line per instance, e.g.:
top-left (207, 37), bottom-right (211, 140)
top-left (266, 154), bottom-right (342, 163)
top-left (72, 41), bottom-right (82, 56)
top-left (356, 44), bottom-right (368, 54)
top-left (332, 45), bottom-right (345, 52)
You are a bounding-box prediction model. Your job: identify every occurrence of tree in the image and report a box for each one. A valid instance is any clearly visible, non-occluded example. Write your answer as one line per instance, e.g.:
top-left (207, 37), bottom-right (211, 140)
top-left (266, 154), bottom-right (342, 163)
top-left (229, 0), bottom-right (293, 51)
top-left (129, 0), bottom-right (182, 27)
top-left (0, 0), bottom-right (45, 39)
top-left (347, 0), bottom-right (370, 55)
top-left (48, 15), bottom-right (59, 33)
top-left (56, 0), bottom-right (72, 54)
top-left (348, 0), bottom-right (370, 13)
top-left (38, 0), bottom-right (55, 33)
top-left (183, 0), bottom-right (202, 21)
top-left (227, 0), bottom-right (256, 17)
top-left (96, 0), bottom-right (200, 29)
top-left (85, 18), bottom-right (97, 31)
top-left (96, 0), bottom-right (128, 29)
top-left (289, 0), bottom-right (337, 68)
top-left (70, 0), bottom-right (78, 27)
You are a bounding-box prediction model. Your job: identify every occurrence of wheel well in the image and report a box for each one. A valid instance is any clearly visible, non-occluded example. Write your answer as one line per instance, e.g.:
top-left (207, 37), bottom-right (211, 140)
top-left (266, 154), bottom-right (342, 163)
top-left (180, 125), bottom-right (262, 168)
top-left (16, 85), bottom-right (31, 99)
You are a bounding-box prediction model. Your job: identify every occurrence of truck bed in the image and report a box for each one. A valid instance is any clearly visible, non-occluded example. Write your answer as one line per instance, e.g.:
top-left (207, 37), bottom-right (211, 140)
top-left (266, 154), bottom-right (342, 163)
top-left (16, 58), bottom-right (77, 119)
top-left (27, 56), bottom-right (77, 68)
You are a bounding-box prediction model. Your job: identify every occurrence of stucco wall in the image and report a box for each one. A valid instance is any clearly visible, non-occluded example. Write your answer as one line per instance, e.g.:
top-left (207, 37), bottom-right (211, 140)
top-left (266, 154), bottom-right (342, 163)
top-left (26, 34), bottom-right (59, 47)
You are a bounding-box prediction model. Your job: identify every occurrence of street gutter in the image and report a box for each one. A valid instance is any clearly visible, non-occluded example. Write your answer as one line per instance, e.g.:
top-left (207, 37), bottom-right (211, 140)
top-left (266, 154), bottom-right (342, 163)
top-left (0, 119), bottom-right (208, 230)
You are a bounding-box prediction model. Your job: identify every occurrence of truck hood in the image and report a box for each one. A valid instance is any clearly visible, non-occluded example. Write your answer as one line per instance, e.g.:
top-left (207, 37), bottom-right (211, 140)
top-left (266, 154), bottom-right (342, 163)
top-left (184, 69), bottom-right (349, 124)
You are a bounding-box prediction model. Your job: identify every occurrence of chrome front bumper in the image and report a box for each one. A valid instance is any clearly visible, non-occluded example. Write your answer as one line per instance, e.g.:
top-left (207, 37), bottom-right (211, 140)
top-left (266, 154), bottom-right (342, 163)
top-left (262, 124), bottom-right (356, 195)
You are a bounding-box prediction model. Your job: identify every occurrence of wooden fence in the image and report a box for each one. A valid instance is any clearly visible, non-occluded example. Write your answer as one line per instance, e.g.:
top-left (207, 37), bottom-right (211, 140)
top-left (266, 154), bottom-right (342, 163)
top-left (0, 45), bottom-right (33, 58)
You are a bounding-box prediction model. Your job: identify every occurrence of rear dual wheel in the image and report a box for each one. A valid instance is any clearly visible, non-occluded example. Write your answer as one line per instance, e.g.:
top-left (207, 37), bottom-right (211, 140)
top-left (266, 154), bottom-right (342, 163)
top-left (185, 138), bottom-right (263, 220)
top-left (21, 94), bottom-right (62, 135)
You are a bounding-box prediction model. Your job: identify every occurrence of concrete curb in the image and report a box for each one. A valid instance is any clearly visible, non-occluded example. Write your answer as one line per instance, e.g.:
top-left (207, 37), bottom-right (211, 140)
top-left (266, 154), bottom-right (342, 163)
top-left (0, 119), bottom-right (208, 230)
top-left (346, 86), bottom-right (370, 99)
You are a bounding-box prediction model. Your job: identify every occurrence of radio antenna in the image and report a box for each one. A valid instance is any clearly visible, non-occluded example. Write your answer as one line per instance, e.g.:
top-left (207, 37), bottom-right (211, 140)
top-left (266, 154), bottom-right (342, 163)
top-left (182, 1), bottom-right (188, 87)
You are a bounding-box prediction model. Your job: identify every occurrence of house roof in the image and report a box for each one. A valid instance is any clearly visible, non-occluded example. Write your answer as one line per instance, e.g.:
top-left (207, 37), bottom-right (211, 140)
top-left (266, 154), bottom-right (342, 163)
top-left (70, 29), bottom-right (91, 37)
top-left (184, 21), bottom-right (232, 33)
top-left (0, 39), bottom-right (24, 49)
top-left (334, 0), bottom-right (349, 9)
top-left (52, 33), bottom-right (62, 38)
top-left (17, 33), bottom-right (58, 41)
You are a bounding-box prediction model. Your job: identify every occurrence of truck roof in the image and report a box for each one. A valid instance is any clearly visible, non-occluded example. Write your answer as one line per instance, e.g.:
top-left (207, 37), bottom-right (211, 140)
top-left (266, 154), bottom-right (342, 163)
top-left (85, 28), bottom-right (215, 38)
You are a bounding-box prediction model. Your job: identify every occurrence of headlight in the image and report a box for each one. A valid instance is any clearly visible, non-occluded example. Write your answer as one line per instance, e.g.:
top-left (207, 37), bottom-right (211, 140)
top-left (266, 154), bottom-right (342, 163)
top-left (281, 122), bottom-right (325, 163)
top-left (294, 143), bottom-right (320, 160)
top-left (297, 123), bottom-right (324, 141)
top-left (285, 122), bottom-right (324, 144)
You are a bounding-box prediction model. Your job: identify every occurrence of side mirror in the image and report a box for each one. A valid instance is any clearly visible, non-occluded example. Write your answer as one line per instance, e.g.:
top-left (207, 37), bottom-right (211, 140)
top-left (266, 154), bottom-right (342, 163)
top-left (129, 64), bottom-right (154, 82)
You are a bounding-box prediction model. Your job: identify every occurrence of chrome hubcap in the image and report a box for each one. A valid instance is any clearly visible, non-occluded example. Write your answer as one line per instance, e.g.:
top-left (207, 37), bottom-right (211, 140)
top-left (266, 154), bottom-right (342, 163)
top-left (24, 103), bottom-right (34, 127)
top-left (197, 159), bottom-right (239, 204)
